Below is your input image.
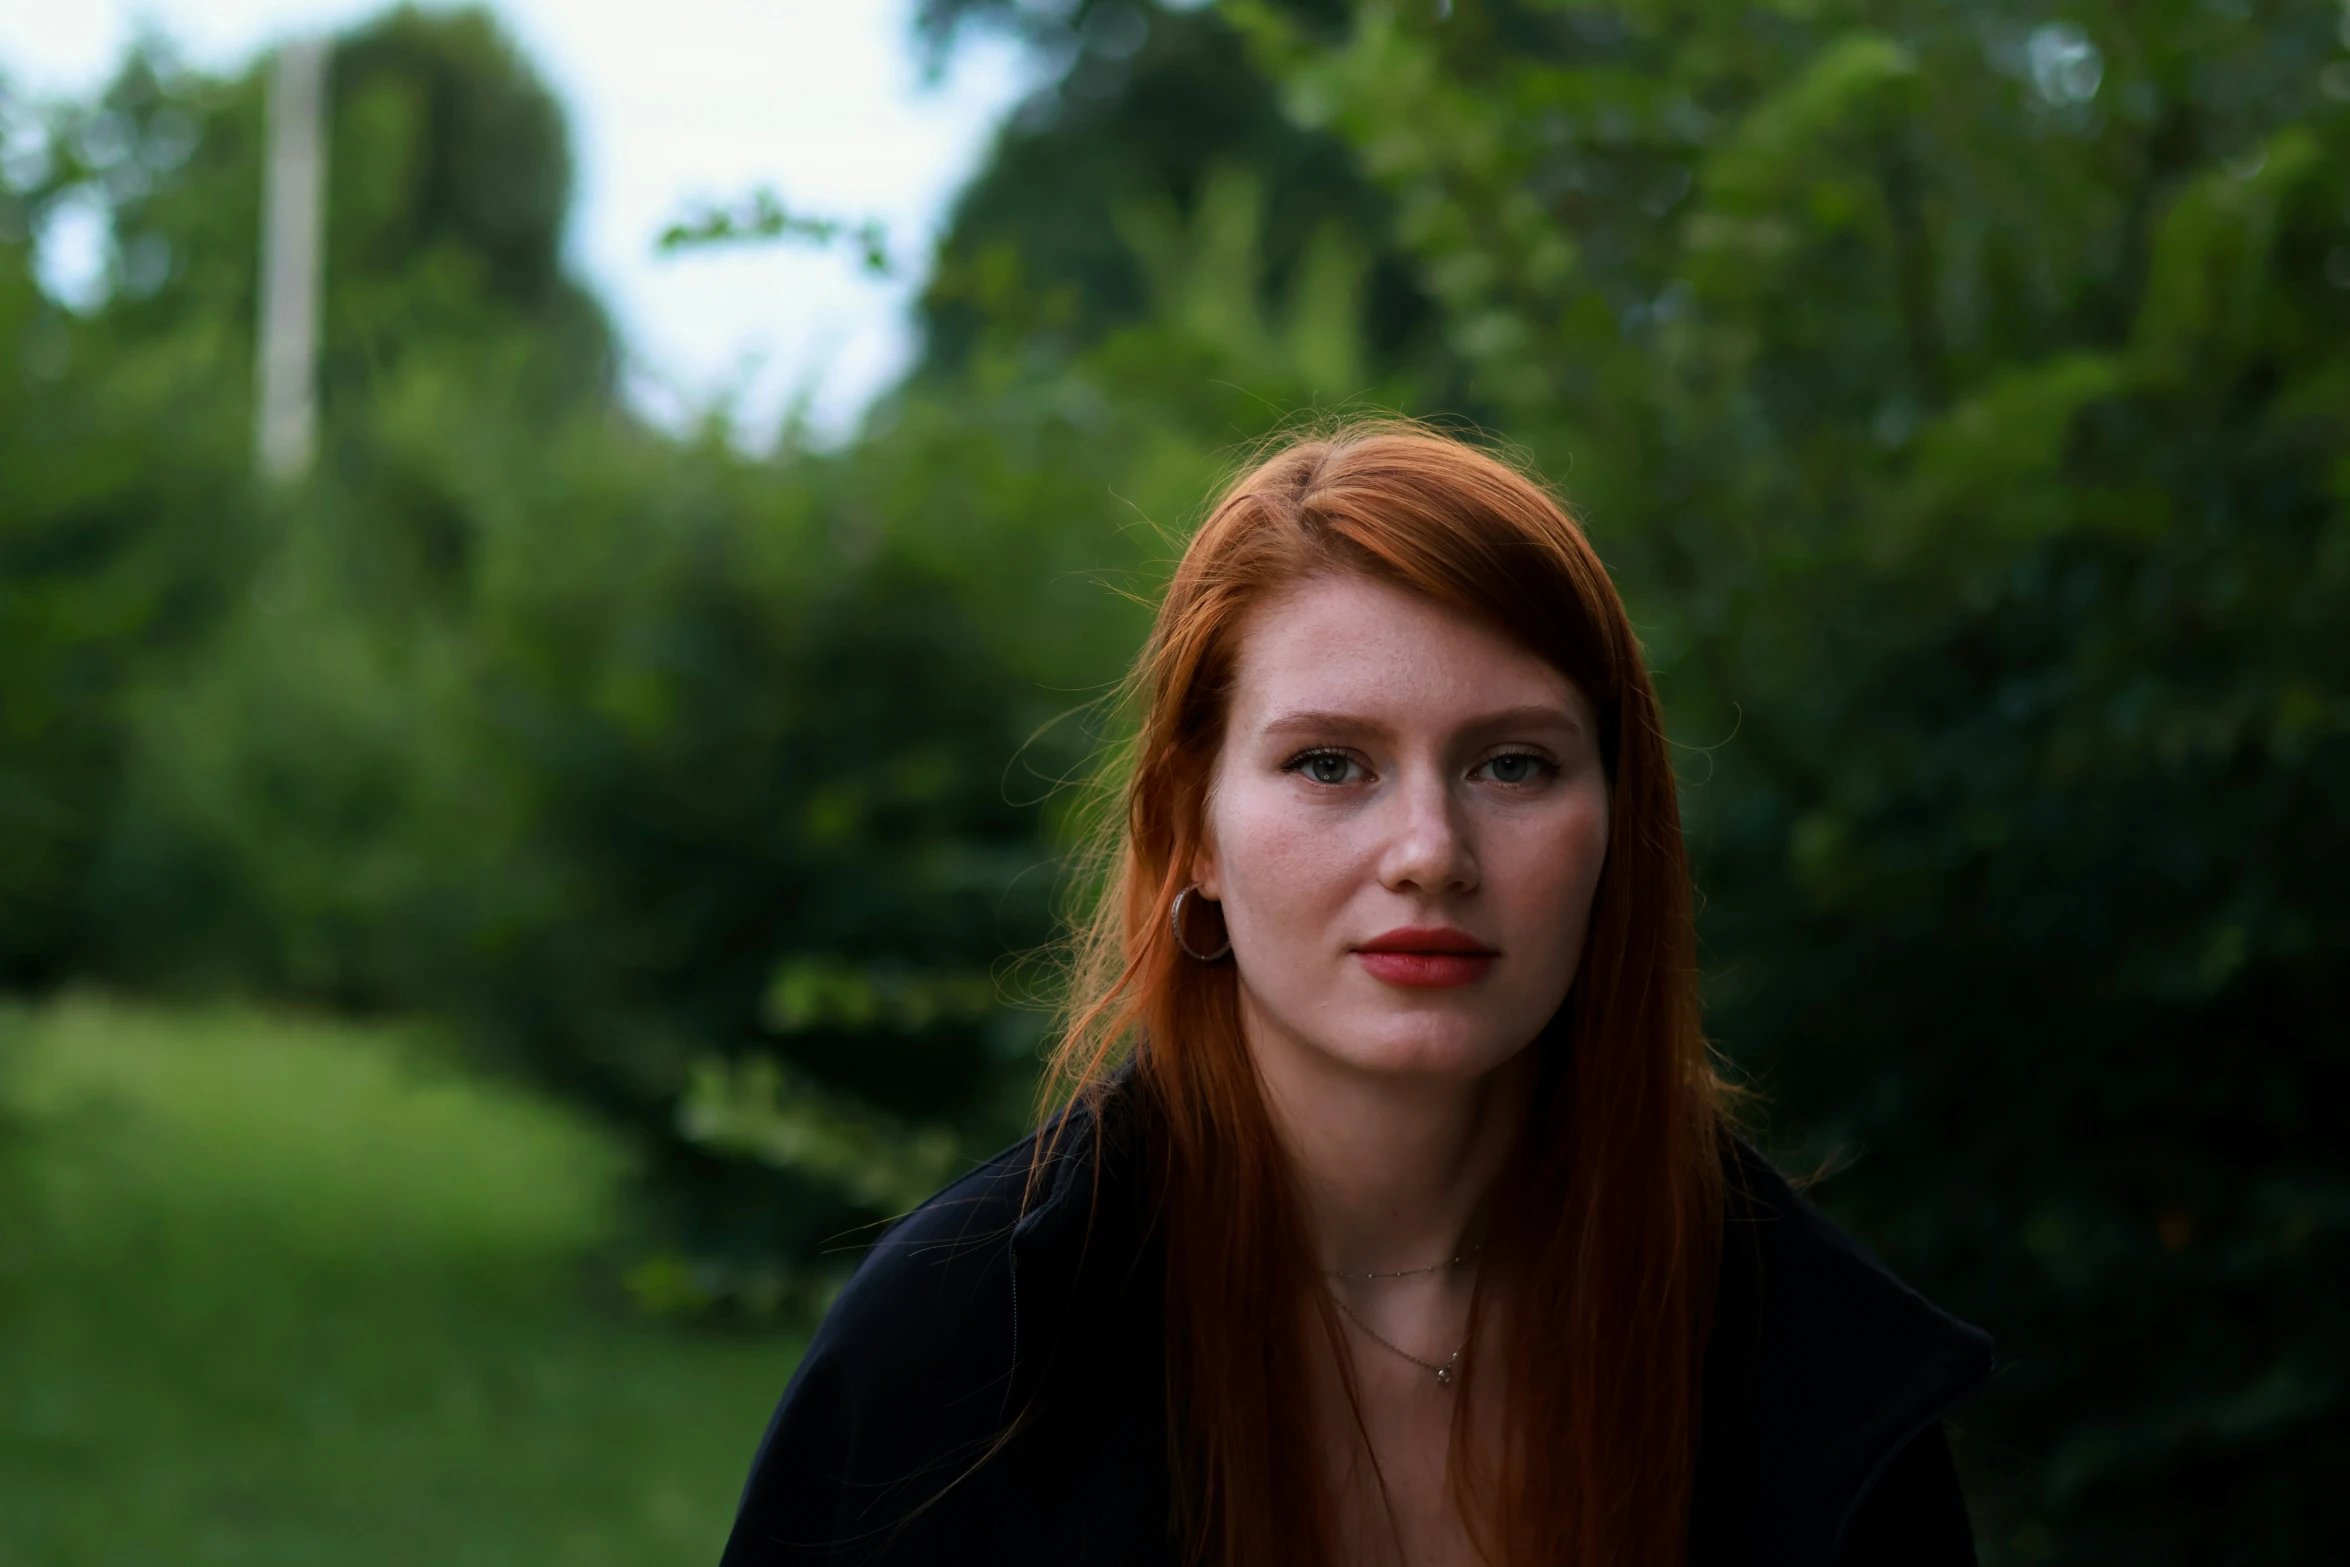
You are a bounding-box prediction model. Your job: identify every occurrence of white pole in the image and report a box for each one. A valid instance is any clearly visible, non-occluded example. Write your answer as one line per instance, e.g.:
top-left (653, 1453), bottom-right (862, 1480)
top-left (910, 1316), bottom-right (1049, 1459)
top-left (256, 38), bottom-right (327, 483)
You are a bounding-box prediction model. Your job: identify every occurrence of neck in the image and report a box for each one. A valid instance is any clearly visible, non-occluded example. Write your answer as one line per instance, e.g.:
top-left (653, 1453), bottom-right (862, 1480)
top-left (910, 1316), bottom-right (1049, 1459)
top-left (1243, 1007), bottom-right (1536, 1276)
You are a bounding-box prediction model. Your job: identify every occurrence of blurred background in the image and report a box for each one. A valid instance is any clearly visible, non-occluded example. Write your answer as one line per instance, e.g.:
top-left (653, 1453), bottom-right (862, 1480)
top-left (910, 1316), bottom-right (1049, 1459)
top-left (0, 0), bottom-right (2343, 1562)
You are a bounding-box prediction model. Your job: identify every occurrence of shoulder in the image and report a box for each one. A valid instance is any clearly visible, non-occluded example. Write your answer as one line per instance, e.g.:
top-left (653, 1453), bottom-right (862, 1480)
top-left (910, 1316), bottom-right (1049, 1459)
top-left (714, 1141), bottom-right (1038, 1567)
top-left (807, 1135), bottom-right (1035, 1379)
top-left (722, 1093), bottom-right (1158, 1566)
top-left (805, 1087), bottom-right (1142, 1385)
top-left (718, 1139), bottom-right (1038, 1567)
top-left (1714, 1139), bottom-right (1992, 1410)
top-left (1695, 1139), bottom-right (1993, 1566)
top-left (769, 1118), bottom-right (1071, 1474)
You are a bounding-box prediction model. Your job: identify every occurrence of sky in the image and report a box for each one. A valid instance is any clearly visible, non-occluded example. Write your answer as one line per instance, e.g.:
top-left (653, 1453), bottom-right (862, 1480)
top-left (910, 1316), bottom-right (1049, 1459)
top-left (0, 0), bottom-right (1035, 443)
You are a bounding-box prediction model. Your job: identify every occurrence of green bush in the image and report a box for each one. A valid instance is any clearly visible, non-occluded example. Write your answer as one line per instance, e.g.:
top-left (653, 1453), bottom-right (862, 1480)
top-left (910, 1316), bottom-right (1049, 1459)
top-left (0, 183), bottom-right (261, 988)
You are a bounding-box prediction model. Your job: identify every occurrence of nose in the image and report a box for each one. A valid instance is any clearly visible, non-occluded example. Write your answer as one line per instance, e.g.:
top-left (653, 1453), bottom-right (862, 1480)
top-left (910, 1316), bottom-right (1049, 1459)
top-left (1374, 765), bottom-right (1480, 896)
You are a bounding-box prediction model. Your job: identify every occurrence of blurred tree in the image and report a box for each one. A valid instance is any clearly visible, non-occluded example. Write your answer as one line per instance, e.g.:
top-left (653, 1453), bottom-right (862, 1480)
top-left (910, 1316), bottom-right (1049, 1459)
top-left (0, 60), bottom-right (262, 988)
top-left (910, 0), bottom-right (1448, 395)
top-left (71, 8), bottom-right (616, 1002)
top-left (440, 427), bottom-right (1073, 1292)
top-left (1237, 0), bottom-right (2350, 1558)
top-left (2, 8), bottom-right (614, 999)
top-left (93, 6), bottom-right (612, 423)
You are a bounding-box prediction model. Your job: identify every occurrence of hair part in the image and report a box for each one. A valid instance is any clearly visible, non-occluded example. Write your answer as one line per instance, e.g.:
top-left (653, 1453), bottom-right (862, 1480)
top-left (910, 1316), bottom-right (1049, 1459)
top-left (1041, 418), bottom-right (1726, 1566)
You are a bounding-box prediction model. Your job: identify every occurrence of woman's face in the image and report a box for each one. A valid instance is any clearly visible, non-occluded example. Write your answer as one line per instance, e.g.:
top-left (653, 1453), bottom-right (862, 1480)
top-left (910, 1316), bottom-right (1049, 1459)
top-left (1193, 570), bottom-right (1611, 1086)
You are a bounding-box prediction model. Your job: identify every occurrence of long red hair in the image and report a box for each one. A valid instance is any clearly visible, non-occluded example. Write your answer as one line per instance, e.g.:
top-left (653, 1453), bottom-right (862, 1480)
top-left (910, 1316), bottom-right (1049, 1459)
top-left (1044, 421), bottom-right (1725, 1565)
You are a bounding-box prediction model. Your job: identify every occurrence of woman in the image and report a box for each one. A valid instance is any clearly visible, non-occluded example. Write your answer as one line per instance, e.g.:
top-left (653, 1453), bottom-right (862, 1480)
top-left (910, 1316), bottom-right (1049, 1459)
top-left (720, 424), bottom-right (1991, 1566)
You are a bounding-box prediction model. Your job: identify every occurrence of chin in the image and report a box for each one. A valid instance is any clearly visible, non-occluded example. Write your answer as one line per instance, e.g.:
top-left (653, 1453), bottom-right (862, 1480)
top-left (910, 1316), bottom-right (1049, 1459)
top-left (1320, 1017), bottom-right (1532, 1081)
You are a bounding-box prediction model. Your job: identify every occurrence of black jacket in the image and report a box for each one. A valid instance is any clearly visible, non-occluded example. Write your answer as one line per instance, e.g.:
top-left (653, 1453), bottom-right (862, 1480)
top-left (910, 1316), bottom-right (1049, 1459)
top-left (721, 1085), bottom-right (1993, 1565)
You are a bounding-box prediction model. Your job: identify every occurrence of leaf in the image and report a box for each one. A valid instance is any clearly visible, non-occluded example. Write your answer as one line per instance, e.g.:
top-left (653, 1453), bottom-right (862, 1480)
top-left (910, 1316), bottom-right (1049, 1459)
top-left (675, 1053), bottom-right (963, 1213)
top-left (2132, 127), bottom-right (2326, 385)
top-left (1701, 34), bottom-right (1919, 217)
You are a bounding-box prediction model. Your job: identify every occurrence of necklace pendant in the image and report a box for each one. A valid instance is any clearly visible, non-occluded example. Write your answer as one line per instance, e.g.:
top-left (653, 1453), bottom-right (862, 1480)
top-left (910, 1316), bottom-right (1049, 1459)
top-left (1434, 1365), bottom-right (1453, 1388)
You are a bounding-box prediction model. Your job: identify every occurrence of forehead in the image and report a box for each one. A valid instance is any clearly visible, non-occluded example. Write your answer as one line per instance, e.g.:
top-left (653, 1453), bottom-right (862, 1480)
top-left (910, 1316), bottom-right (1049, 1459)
top-left (1225, 571), bottom-right (1584, 725)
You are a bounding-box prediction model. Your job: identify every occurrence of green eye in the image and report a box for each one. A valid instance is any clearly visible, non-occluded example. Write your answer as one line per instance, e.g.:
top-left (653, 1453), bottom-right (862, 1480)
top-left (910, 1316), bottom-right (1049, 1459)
top-left (1304, 753), bottom-right (1355, 785)
top-left (1481, 753), bottom-right (1551, 784)
top-left (1283, 750), bottom-right (1363, 785)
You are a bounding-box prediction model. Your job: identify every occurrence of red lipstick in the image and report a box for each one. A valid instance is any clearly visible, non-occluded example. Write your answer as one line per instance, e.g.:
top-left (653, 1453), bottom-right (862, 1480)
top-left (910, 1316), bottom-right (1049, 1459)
top-left (1353, 926), bottom-right (1498, 990)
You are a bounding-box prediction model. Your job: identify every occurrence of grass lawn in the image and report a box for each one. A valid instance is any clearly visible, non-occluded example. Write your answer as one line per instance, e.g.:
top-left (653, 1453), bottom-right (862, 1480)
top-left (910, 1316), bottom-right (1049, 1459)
top-left (0, 996), bottom-right (805, 1567)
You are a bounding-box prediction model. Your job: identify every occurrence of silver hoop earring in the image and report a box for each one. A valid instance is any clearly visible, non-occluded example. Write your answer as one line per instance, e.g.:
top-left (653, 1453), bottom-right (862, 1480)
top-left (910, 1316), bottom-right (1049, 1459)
top-left (1169, 884), bottom-right (1232, 962)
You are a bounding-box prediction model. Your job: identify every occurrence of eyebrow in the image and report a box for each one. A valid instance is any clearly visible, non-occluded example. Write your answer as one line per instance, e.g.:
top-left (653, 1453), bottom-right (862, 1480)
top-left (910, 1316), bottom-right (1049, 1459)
top-left (1255, 703), bottom-right (1587, 741)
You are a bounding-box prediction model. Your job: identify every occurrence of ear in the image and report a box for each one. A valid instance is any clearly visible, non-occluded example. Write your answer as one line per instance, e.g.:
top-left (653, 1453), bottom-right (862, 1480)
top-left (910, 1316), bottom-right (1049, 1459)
top-left (1189, 829), bottom-right (1223, 902)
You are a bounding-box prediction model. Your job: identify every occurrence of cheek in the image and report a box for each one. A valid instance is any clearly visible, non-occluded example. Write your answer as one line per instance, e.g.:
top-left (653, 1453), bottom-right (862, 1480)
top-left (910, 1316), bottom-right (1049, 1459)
top-left (1211, 785), bottom-right (1357, 919)
top-left (1500, 795), bottom-right (1612, 952)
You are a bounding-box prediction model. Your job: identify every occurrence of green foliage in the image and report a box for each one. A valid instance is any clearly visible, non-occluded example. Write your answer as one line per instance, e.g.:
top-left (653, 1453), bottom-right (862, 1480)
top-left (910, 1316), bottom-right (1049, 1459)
top-left (440, 441), bottom-right (1073, 1281)
top-left (1241, 1), bottom-right (2350, 1557)
top-left (90, 563), bottom-right (480, 1003)
top-left (0, 106), bottom-right (262, 986)
top-left (656, 187), bottom-right (894, 273)
top-left (911, 0), bottom-right (1444, 390)
top-left (679, 1051), bottom-right (966, 1214)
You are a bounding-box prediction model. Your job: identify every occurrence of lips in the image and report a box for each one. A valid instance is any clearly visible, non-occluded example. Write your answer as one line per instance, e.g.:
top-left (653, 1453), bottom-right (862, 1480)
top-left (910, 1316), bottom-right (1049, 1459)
top-left (1352, 926), bottom-right (1499, 990)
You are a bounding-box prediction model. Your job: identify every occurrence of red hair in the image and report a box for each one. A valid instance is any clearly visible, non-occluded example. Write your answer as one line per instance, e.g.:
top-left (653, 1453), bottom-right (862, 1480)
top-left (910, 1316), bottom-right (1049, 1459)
top-left (1044, 421), bottom-right (1725, 1565)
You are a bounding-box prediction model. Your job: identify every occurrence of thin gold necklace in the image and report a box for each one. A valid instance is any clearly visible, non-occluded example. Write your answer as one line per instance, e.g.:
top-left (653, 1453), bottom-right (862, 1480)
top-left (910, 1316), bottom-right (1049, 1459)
top-left (1328, 1290), bottom-right (1466, 1387)
top-left (1322, 1245), bottom-right (1482, 1282)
